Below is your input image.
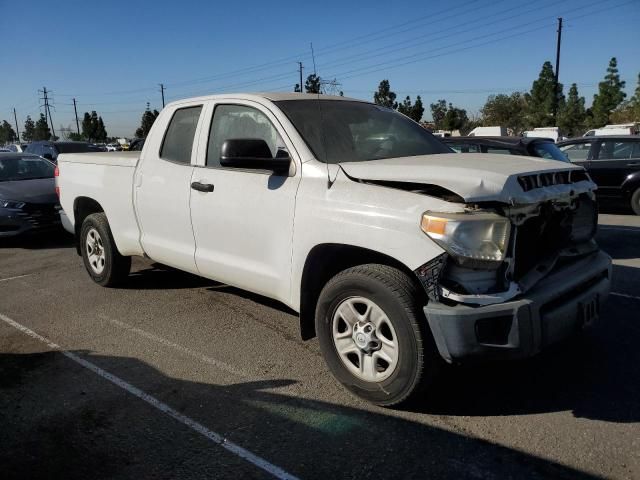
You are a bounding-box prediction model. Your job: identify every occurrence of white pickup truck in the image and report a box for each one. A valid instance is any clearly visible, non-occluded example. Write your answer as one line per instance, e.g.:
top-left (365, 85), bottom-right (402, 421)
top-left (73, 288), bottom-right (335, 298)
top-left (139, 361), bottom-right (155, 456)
top-left (57, 93), bottom-right (611, 406)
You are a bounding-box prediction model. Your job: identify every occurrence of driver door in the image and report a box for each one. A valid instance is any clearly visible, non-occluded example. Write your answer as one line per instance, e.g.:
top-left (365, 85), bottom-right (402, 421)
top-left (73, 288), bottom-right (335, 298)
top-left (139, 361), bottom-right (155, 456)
top-left (190, 100), bottom-right (301, 304)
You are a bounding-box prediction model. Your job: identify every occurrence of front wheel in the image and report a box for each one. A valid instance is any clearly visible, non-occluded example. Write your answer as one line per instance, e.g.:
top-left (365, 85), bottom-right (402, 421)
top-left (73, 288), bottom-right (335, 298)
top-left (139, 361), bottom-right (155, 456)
top-left (80, 213), bottom-right (131, 287)
top-left (315, 264), bottom-right (440, 406)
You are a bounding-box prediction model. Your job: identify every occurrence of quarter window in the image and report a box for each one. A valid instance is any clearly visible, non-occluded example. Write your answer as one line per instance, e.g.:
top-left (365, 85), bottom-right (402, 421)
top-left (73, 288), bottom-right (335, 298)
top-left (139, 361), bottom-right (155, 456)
top-left (207, 104), bottom-right (284, 168)
top-left (597, 140), bottom-right (634, 160)
top-left (160, 106), bottom-right (202, 164)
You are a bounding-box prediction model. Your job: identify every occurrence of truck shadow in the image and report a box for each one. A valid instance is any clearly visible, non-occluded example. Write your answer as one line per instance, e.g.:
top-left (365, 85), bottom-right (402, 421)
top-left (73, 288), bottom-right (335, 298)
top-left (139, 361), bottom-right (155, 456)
top-left (115, 262), bottom-right (639, 424)
top-left (413, 292), bottom-right (640, 423)
top-left (0, 350), bottom-right (604, 480)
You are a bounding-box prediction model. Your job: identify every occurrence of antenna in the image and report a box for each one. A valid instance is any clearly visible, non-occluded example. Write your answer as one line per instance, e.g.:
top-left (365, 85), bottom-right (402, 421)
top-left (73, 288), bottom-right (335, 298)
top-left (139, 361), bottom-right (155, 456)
top-left (310, 42), bottom-right (332, 187)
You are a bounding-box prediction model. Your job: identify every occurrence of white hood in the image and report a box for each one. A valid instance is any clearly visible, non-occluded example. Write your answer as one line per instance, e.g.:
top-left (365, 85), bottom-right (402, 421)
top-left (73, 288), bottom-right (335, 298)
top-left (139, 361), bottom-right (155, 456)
top-left (339, 153), bottom-right (596, 204)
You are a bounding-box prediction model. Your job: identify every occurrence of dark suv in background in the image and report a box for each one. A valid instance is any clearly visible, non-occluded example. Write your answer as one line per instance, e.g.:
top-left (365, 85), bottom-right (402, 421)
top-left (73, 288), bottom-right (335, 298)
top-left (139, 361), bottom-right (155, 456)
top-left (558, 136), bottom-right (640, 215)
top-left (24, 141), bottom-right (102, 163)
top-left (443, 136), bottom-right (569, 162)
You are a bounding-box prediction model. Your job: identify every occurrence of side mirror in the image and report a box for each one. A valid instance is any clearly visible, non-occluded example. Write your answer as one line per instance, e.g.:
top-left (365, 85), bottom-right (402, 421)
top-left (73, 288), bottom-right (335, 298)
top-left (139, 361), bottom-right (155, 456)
top-left (42, 153), bottom-right (53, 161)
top-left (220, 139), bottom-right (290, 174)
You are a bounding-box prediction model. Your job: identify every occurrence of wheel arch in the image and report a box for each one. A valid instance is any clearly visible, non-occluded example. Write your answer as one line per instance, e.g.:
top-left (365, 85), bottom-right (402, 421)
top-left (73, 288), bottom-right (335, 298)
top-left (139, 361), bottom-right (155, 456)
top-left (298, 243), bottom-right (424, 340)
top-left (73, 197), bottom-right (105, 255)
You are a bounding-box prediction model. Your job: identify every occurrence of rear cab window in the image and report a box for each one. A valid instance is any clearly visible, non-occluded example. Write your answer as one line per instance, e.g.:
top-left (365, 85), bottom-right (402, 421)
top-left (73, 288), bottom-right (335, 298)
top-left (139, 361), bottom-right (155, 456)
top-left (160, 106), bottom-right (203, 164)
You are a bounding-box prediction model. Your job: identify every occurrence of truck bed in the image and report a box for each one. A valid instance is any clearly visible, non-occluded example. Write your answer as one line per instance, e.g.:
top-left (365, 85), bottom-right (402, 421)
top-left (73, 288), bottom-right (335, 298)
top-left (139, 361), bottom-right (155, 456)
top-left (57, 151), bottom-right (144, 257)
top-left (58, 151), bottom-right (140, 167)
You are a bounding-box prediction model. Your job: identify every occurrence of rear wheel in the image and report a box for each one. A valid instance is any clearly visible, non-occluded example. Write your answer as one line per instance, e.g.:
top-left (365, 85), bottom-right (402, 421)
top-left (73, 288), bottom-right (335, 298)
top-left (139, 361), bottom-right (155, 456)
top-left (315, 264), bottom-right (440, 406)
top-left (631, 188), bottom-right (640, 215)
top-left (80, 213), bottom-right (131, 287)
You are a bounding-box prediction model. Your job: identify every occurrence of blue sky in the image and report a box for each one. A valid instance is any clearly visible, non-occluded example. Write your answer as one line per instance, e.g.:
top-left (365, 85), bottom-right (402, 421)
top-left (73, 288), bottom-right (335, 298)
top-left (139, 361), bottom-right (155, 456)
top-left (2, 0), bottom-right (639, 137)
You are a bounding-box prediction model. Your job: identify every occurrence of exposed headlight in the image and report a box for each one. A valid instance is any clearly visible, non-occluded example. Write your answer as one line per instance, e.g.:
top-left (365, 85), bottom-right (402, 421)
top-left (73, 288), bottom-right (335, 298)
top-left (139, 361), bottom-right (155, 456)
top-left (421, 212), bottom-right (511, 267)
top-left (0, 199), bottom-right (26, 209)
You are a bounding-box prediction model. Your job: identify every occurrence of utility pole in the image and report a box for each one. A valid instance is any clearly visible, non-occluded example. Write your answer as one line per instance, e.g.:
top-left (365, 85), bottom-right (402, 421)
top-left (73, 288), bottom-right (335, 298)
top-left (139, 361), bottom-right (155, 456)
top-left (297, 62), bottom-right (303, 93)
top-left (13, 108), bottom-right (20, 142)
top-left (40, 87), bottom-right (56, 139)
top-left (553, 17), bottom-right (563, 121)
top-left (72, 98), bottom-right (80, 135)
top-left (159, 83), bottom-right (165, 108)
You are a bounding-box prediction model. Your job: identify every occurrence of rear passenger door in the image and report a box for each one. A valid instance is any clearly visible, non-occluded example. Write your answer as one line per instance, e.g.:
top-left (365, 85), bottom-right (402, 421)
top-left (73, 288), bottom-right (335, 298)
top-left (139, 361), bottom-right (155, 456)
top-left (134, 103), bottom-right (205, 274)
top-left (589, 139), bottom-right (637, 195)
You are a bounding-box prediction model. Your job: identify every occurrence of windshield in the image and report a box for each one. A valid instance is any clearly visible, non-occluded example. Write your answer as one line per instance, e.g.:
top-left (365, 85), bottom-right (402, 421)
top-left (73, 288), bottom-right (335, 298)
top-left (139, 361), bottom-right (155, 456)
top-left (275, 100), bottom-right (451, 163)
top-left (531, 142), bottom-right (569, 162)
top-left (0, 155), bottom-right (55, 181)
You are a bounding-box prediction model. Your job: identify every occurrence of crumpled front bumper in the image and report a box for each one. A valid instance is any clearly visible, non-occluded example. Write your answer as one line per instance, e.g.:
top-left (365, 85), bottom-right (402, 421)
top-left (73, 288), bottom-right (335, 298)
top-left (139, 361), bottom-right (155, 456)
top-left (424, 250), bottom-right (612, 363)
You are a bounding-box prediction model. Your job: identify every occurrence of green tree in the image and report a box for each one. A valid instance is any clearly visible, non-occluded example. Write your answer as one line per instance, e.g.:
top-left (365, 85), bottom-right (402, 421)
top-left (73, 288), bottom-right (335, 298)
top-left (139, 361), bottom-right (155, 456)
top-left (304, 74), bottom-right (321, 94)
top-left (429, 99), bottom-right (447, 129)
top-left (558, 84), bottom-right (586, 137)
top-left (442, 103), bottom-right (468, 132)
top-left (33, 113), bottom-right (51, 141)
top-left (610, 73), bottom-right (640, 124)
top-left (429, 99), bottom-right (468, 131)
top-left (373, 80), bottom-right (398, 109)
top-left (135, 107), bottom-right (160, 138)
top-left (67, 132), bottom-right (84, 141)
top-left (397, 95), bottom-right (424, 122)
top-left (590, 57), bottom-right (627, 127)
top-left (525, 61), bottom-right (563, 128)
top-left (82, 112), bottom-right (95, 141)
top-left (294, 83), bottom-right (302, 93)
top-left (480, 92), bottom-right (528, 134)
top-left (22, 115), bottom-right (35, 142)
top-left (397, 96), bottom-right (413, 117)
top-left (96, 117), bottom-right (107, 142)
top-left (0, 120), bottom-right (17, 144)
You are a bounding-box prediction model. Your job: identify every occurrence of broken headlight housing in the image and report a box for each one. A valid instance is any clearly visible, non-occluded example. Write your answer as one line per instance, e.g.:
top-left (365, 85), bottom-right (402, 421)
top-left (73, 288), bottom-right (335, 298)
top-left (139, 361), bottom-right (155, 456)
top-left (421, 212), bottom-right (511, 268)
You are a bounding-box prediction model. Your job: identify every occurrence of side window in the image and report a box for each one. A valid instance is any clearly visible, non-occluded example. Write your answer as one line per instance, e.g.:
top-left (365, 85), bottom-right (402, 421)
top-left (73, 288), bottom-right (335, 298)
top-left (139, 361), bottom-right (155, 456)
top-left (632, 141), bottom-right (640, 158)
top-left (597, 140), bottom-right (633, 160)
top-left (484, 147), bottom-right (512, 155)
top-left (160, 106), bottom-right (202, 164)
top-left (560, 143), bottom-right (591, 162)
top-left (450, 143), bottom-right (480, 153)
top-left (207, 104), bottom-right (284, 168)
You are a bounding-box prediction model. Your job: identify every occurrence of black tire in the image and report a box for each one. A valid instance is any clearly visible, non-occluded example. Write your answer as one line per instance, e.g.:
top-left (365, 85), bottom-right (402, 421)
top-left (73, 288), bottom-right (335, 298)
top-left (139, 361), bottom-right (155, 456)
top-left (80, 213), bottom-right (131, 287)
top-left (631, 188), bottom-right (640, 216)
top-left (315, 264), bottom-right (440, 406)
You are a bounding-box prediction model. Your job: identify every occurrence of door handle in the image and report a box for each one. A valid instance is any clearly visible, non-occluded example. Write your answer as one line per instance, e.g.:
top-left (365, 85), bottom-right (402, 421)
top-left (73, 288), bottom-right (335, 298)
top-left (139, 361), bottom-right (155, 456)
top-left (627, 162), bottom-right (640, 166)
top-left (191, 181), bottom-right (214, 192)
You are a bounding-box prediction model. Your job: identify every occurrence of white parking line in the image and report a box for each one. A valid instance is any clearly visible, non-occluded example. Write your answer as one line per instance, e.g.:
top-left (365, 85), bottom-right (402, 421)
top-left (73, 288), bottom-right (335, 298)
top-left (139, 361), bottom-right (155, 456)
top-left (0, 312), bottom-right (298, 480)
top-left (611, 292), bottom-right (640, 301)
top-left (0, 274), bottom-right (33, 283)
top-left (101, 315), bottom-right (252, 379)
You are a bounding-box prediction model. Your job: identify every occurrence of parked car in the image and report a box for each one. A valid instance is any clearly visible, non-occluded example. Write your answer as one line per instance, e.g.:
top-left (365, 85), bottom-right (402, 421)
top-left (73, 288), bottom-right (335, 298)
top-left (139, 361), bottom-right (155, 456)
top-left (4, 144), bottom-right (29, 153)
top-left (105, 143), bottom-right (122, 152)
top-left (558, 135), bottom-right (640, 214)
top-left (443, 136), bottom-right (569, 162)
top-left (24, 141), bottom-right (103, 163)
top-left (0, 153), bottom-right (61, 237)
top-left (57, 93), bottom-right (610, 406)
top-left (129, 138), bottom-right (145, 151)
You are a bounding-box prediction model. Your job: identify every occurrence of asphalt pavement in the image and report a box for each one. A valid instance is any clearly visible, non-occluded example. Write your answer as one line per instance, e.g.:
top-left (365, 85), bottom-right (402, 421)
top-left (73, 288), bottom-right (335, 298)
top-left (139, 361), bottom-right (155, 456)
top-left (0, 212), bottom-right (638, 479)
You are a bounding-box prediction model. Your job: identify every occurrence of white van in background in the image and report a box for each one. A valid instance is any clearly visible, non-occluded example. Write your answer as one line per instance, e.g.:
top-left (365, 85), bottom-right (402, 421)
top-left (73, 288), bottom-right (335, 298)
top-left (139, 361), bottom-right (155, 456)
top-left (583, 123), bottom-right (639, 137)
top-left (523, 127), bottom-right (562, 142)
top-left (467, 126), bottom-right (508, 136)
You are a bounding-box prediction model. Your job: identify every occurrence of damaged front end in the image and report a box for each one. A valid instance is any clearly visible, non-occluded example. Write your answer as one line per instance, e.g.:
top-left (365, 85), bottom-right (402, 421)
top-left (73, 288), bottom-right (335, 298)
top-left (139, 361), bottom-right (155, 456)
top-left (411, 171), bottom-right (611, 362)
top-left (415, 173), bottom-right (600, 307)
